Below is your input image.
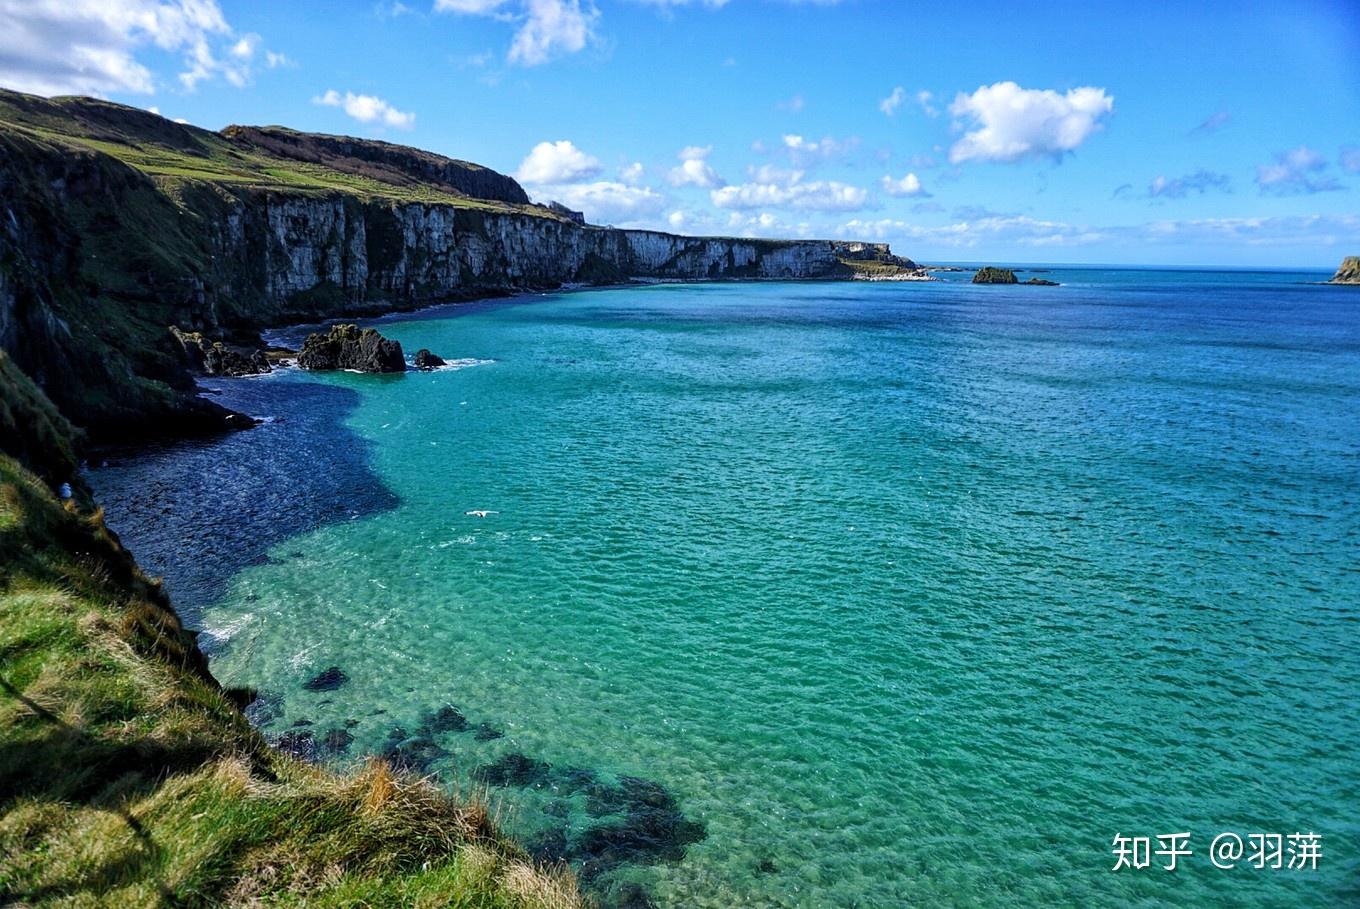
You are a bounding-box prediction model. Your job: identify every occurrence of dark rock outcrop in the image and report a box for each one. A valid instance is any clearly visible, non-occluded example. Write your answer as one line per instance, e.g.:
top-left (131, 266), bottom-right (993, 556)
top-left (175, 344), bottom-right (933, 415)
top-left (297, 324), bottom-right (405, 373)
top-left (1330, 256), bottom-right (1360, 284)
top-left (972, 267), bottom-right (1018, 284)
top-left (1024, 278), bottom-right (1060, 286)
top-left (171, 327), bottom-right (271, 376)
top-left (413, 348), bottom-right (446, 370)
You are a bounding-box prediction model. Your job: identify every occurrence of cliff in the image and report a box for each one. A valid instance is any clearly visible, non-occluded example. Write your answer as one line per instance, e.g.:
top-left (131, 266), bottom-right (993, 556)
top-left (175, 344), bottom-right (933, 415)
top-left (0, 351), bottom-right (581, 908)
top-left (0, 88), bottom-right (911, 439)
top-left (1330, 256), bottom-right (1360, 284)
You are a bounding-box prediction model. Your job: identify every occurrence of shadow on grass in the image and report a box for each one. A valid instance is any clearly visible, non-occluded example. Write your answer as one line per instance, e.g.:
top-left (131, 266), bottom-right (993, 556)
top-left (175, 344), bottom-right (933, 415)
top-left (0, 676), bottom-right (216, 905)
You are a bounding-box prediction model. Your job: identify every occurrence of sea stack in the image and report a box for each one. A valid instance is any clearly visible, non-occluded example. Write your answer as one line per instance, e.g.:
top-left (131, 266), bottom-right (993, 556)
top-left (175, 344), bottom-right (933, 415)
top-left (298, 324), bottom-right (406, 373)
top-left (1329, 256), bottom-right (1360, 284)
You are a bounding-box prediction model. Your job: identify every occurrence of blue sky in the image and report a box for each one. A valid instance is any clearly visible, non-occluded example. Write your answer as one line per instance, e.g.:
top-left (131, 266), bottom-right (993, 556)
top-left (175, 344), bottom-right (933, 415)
top-left (2, 0), bottom-right (1358, 266)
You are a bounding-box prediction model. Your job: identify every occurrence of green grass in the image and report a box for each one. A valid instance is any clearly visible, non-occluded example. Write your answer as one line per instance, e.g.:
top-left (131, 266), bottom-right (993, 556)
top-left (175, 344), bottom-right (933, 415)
top-left (0, 91), bottom-right (547, 214)
top-left (0, 365), bottom-right (582, 908)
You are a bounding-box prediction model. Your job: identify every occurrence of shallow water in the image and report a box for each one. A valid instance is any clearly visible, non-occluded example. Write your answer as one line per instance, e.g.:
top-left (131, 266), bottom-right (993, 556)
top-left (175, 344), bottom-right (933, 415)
top-left (91, 269), bottom-right (1360, 907)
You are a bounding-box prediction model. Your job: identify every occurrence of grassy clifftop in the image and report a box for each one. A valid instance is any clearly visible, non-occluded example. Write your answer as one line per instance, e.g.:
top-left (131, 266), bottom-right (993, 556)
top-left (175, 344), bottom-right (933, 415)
top-left (0, 354), bottom-right (581, 908)
top-left (0, 90), bottom-right (545, 213)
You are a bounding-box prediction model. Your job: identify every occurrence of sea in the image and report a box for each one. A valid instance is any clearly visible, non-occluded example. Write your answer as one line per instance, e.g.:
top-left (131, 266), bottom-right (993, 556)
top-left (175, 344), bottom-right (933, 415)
top-left (89, 266), bottom-right (1360, 907)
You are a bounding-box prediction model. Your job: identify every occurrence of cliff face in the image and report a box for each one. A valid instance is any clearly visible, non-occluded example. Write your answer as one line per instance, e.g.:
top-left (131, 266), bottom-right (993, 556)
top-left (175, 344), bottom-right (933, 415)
top-left (0, 89), bottom-right (909, 437)
top-left (1330, 256), bottom-right (1360, 284)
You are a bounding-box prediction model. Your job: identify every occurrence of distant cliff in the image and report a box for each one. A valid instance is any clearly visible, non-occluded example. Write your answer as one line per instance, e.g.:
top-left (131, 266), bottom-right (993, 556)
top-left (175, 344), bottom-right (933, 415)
top-left (1330, 256), bottom-right (1360, 284)
top-left (0, 88), bottom-right (912, 438)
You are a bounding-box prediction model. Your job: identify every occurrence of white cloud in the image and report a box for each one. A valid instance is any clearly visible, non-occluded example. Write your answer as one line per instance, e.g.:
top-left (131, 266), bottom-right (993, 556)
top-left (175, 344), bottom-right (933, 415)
top-left (777, 94), bottom-right (805, 112)
top-left (916, 90), bottom-right (938, 117)
top-left (515, 139), bottom-right (602, 184)
top-left (711, 179), bottom-right (868, 212)
top-left (619, 161), bottom-right (645, 185)
top-left (1147, 170), bottom-right (1230, 199)
top-left (778, 133), bottom-right (860, 167)
top-left (880, 172), bottom-right (928, 197)
top-left (313, 89), bottom-right (416, 129)
top-left (1256, 146), bottom-right (1343, 195)
top-left (437, 0), bottom-right (597, 67)
top-left (538, 181), bottom-right (665, 224)
top-left (948, 81), bottom-right (1114, 164)
top-left (879, 86), bottom-right (905, 116)
top-left (435, 0), bottom-right (510, 10)
top-left (666, 145), bottom-right (725, 188)
top-left (0, 0), bottom-right (283, 96)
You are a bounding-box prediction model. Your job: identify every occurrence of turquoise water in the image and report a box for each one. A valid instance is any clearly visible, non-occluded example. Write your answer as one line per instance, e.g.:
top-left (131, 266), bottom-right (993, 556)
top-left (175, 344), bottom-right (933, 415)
top-left (92, 270), bottom-right (1360, 907)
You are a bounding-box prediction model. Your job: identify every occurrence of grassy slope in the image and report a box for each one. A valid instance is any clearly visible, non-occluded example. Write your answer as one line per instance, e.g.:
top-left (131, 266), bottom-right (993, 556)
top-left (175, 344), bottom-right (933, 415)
top-left (0, 91), bottom-right (545, 215)
top-left (0, 356), bottom-right (581, 908)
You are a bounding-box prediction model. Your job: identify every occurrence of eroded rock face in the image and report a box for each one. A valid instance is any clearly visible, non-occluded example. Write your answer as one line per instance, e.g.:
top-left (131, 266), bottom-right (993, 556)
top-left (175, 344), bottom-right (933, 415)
top-left (297, 324), bottom-right (405, 373)
top-left (972, 267), bottom-right (1018, 284)
top-left (1330, 256), bottom-right (1360, 284)
top-left (170, 327), bottom-right (271, 376)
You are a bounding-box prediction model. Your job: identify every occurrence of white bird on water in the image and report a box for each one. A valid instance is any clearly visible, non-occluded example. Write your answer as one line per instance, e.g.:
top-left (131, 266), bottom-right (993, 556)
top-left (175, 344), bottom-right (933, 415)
top-left (465, 510), bottom-right (499, 518)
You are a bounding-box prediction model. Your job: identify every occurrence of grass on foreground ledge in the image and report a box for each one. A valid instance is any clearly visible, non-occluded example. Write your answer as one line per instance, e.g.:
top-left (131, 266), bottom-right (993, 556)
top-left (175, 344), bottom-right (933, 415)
top-left (0, 453), bottom-right (582, 908)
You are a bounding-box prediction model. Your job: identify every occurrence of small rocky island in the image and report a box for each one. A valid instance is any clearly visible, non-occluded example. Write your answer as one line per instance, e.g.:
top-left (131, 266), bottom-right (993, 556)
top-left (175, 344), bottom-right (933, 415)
top-left (973, 267), bottom-right (1018, 284)
top-left (972, 267), bottom-right (1059, 286)
top-left (298, 324), bottom-right (406, 373)
top-left (1329, 256), bottom-right (1360, 284)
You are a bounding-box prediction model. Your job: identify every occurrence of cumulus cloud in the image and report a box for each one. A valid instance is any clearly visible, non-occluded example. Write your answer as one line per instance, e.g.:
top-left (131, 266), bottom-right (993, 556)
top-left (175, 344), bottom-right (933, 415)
top-left (436, 0), bottom-right (597, 67)
top-left (711, 179), bottom-right (868, 212)
top-left (916, 90), bottom-right (938, 117)
top-left (313, 90), bottom-right (415, 129)
top-left (880, 172), bottom-right (928, 197)
top-left (879, 86), bottom-right (905, 116)
top-left (540, 181), bottom-right (665, 224)
top-left (0, 0), bottom-right (284, 96)
top-left (777, 133), bottom-right (860, 167)
top-left (619, 161), bottom-right (646, 185)
top-left (1256, 146), bottom-right (1342, 195)
top-left (666, 145), bottom-right (725, 188)
top-left (948, 81), bottom-right (1114, 164)
top-left (515, 140), bottom-right (602, 184)
top-left (1147, 170), bottom-right (1231, 199)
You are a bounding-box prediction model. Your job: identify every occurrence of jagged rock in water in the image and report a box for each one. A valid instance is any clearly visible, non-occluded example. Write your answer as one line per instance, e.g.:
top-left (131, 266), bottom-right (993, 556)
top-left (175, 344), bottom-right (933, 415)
top-left (297, 324), bottom-right (405, 373)
top-left (972, 267), bottom-right (1018, 284)
top-left (1024, 278), bottom-right (1060, 286)
top-left (413, 348), bottom-right (446, 370)
top-left (1330, 256), bottom-right (1360, 284)
top-left (170, 327), bottom-right (271, 376)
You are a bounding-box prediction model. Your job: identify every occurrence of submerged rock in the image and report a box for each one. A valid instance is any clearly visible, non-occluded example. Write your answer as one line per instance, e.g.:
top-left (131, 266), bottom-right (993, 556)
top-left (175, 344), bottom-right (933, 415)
top-left (972, 266), bottom-right (1018, 284)
top-left (297, 324), bottom-right (405, 373)
top-left (321, 728), bottom-right (355, 754)
top-left (302, 666), bottom-right (348, 691)
top-left (1330, 255), bottom-right (1360, 284)
top-left (421, 704), bottom-right (469, 734)
top-left (380, 727), bottom-right (448, 773)
top-left (474, 752), bottom-right (553, 788)
top-left (473, 722), bottom-right (505, 741)
top-left (413, 348), bottom-right (447, 370)
top-left (274, 730), bottom-right (316, 761)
